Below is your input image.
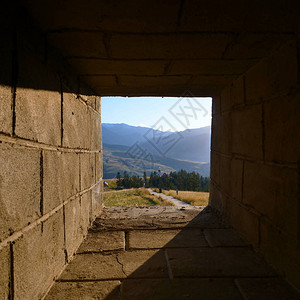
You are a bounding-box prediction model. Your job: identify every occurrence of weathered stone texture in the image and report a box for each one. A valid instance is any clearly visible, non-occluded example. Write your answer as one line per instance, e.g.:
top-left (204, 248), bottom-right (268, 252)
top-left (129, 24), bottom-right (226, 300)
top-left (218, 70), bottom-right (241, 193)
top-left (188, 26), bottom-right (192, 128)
top-left (63, 94), bottom-right (90, 149)
top-left (246, 40), bottom-right (298, 104)
top-left (45, 281), bottom-right (121, 300)
top-left (128, 229), bottom-right (208, 249)
top-left (14, 211), bottom-right (65, 300)
top-left (15, 88), bottom-right (61, 145)
top-left (243, 161), bottom-right (298, 237)
top-left (204, 229), bottom-right (247, 247)
top-left (0, 247), bottom-right (10, 300)
top-left (65, 198), bottom-right (83, 258)
top-left (80, 153), bottom-right (93, 191)
top-left (78, 231), bottom-right (125, 253)
top-left (0, 85), bottom-right (12, 135)
top-left (264, 93), bottom-right (300, 163)
top-left (231, 104), bottom-right (263, 159)
top-left (0, 143), bottom-right (40, 241)
top-left (43, 151), bottom-right (79, 214)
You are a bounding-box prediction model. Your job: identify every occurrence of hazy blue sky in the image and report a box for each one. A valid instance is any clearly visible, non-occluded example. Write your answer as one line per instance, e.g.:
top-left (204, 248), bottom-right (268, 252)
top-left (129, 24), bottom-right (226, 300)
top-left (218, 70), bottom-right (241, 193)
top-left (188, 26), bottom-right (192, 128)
top-left (102, 97), bottom-right (212, 131)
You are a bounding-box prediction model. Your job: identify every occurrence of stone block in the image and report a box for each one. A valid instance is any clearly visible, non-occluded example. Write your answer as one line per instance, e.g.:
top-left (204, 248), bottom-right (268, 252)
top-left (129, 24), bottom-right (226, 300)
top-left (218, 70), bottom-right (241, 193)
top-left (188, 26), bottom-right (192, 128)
top-left (0, 143), bottom-right (40, 241)
top-left (80, 191), bottom-right (91, 237)
top-left (77, 231), bottom-right (125, 253)
top-left (169, 59), bottom-right (255, 75)
top-left (220, 85), bottom-right (231, 113)
top-left (95, 151), bottom-right (103, 181)
top-left (230, 158), bottom-right (243, 201)
top-left (219, 155), bottom-right (231, 195)
top-left (243, 161), bottom-right (298, 237)
top-left (48, 32), bottom-right (106, 58)
top-left (95, 96), bottom-right (101, 112)
top-left (209, 183), bottom-right (228, 214)
top-left (128, 229), bottom-right (208, 249)
top-left (236, 278), bottom-right (299, 300)
top-left (210, 152), bottom-right (220, 185)
top-left (120, 75), bottom-right (190, 88)
top-left (67, 58), bottom-right (165, 75)
top-left (212, 112), bottom-right (231, 154)
top-left (110, 33), bottom-right (232, 59)
top-left (14, 211), bottom-right (65, 300)
top-left (80, 153), bottom-right (93, 191)
top-left (168, 247), bottom-right (275, 278)
top-left (231, 75), bottom-right (245, 107)
top-left (63, 93), bottom-right (90, 149)
top-left (246, 40), bottom-right (298, 104)
top-left (229, 200), bottom-right (259, 246)
top-left (43, 151), bottom-right (79, 214)
top-left (260, 219), bottom-right (300, 290)
top-left (203, 229), bottom-right (248, 247)
top-left (117, 250), bottom-right (168, 278)
top-left (264, 94), bottom-right (300, 163)
top-left (15, 88), bottom-right (61, 145)
top-left (232, 104), bottom-right (263, 159)
top-left (45, 281), bottom-right (121, 300)
top-left (0, 85), bottom-right (12, 135)
top-left (122, 278), bottom-right (242, 300)
top-left (91, 110), bottom-right (101, 151)
top-left (212, 96), bottom-right (221, 116)
top-left (60, 249), bottom-right (168, 280)
top-left (91, 182), bottom-right (103, 220)
top-left (59, 253), bottom-right (126, 280)
top-left (65, 198), bottom-right (83, 258)
top-left (0, 247), bottom-right (10, 300)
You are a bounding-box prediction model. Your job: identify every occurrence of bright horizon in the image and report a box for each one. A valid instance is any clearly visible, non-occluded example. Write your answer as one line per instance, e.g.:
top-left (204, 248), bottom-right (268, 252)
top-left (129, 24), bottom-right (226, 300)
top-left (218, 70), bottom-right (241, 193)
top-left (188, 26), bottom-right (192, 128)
top-left (102, 96), bottom-right (212, 132)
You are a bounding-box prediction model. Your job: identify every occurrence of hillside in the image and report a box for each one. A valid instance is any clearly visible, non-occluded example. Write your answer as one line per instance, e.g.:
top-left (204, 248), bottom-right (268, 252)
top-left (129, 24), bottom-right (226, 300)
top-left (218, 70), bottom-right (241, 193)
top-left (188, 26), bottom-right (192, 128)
top-left (103, 143), bottom-right (210, 179)
top-left (102, 123), bottom-right (211, 179)
top-left (102, 123), bottom-right (211, 163)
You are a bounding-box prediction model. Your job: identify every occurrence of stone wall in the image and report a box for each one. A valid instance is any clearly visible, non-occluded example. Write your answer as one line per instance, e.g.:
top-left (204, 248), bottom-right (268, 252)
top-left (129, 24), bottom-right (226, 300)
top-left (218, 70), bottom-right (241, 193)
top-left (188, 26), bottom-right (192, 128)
top-left (0, 10), bottom-right (103, 300)
top-left (210, 39), bottom-right (300, 289)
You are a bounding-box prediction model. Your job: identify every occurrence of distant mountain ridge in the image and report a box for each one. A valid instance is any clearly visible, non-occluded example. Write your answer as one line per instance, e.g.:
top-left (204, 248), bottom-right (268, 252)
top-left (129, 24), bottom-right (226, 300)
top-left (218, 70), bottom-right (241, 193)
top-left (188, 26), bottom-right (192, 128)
top-left (102, 123), bottom-right (211, 163)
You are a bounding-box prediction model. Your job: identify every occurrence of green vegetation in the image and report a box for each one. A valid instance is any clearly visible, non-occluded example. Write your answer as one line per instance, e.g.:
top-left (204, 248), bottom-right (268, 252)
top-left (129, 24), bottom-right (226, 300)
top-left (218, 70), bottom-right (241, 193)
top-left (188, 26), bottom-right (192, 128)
top-left (104, 188), bottom-right (174, 207)
top-left (115, 170), bottom-right (209, 192)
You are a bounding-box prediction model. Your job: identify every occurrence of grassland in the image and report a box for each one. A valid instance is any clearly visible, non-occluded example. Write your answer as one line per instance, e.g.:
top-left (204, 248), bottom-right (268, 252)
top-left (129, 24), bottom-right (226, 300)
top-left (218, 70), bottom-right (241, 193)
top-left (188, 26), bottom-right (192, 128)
top-left (104, 188), bottom-right (174, 207)
top-left (161, 190), bottom-right (209, 206)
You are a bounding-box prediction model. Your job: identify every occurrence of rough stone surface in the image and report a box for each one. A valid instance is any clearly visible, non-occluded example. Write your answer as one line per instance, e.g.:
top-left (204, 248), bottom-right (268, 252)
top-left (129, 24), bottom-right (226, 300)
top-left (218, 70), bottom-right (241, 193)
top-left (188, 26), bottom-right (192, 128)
top-left (231, 104), bottom-right (263, 159)
top-left (93, 206), bottom-right (226, 230)
top-left (243, 161), bottom-right (298, 237)
top-left (122, 278), bottom-right (243, 300)
top-left (235, 278), bottom-right (300, 300)
top-left (128, 229), bottom-right (208, 249)
top-left (46, 207), bottom-right (299, 299)
top-left (0, 85), bottom-right (12, 135)
top-left (80, 153), bottom-right (93, 191)
top-left (0, 247), bottom-right (10, 300)
top-left (204, 229), bottom-right (248, 247)
top-left (77, 231), bottom-right (125, 253)
top-left (65, 198), bottom-right (83, 258)
top-left (45, 281), bottom-right (121, 300)
top-left (15, 88), bottom-right (61, 145)
top-left (63, 94), bottom-right (90, 149)
top-left (59, 253), bottom-right (126, 280)
top-left (0, 143), bottom-right (40, 241)
top-left (14, 211), bottom-right (65, 300)
top-left (167, 247), bottom-right (275, 277)
top-left (43, 151), bottom-right (79, 214)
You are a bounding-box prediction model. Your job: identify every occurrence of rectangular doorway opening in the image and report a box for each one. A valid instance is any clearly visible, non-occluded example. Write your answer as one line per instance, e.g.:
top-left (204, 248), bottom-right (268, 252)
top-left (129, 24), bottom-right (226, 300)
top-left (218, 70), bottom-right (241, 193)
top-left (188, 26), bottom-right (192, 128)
top-left (101, 96), bottom-right (212, 208)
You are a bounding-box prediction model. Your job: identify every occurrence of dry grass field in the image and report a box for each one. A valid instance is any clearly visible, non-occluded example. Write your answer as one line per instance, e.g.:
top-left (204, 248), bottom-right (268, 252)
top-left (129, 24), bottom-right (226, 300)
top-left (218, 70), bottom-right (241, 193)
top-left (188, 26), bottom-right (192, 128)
top-left (104, 188), bottom-right (174, 207)
top-left (162, 190), bottom-right (209, 206)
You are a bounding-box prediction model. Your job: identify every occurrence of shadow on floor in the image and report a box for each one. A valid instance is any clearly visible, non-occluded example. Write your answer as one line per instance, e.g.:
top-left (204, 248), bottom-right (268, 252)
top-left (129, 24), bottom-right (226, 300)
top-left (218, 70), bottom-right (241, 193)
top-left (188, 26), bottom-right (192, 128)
top-left (45, 206), bottom-right (299, 299)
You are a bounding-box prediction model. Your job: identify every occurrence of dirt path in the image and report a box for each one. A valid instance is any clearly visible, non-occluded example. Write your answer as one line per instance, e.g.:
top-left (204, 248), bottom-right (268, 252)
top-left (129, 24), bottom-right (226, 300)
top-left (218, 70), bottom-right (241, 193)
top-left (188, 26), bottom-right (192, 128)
top-left (147, 189), bottom-right (192, 208)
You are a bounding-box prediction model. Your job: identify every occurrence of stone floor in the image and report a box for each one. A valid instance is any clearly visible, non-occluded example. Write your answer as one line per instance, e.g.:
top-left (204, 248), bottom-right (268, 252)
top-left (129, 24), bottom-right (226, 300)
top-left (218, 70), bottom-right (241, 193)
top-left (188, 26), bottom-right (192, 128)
top-left (46, 206), bottom-right (300, 299)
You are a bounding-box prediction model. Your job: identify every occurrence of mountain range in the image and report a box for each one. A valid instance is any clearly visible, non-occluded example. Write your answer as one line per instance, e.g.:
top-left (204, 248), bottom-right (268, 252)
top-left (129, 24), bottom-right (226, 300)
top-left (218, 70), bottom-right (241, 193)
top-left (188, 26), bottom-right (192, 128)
top-left (102, 123), bottom-right (211, 179)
